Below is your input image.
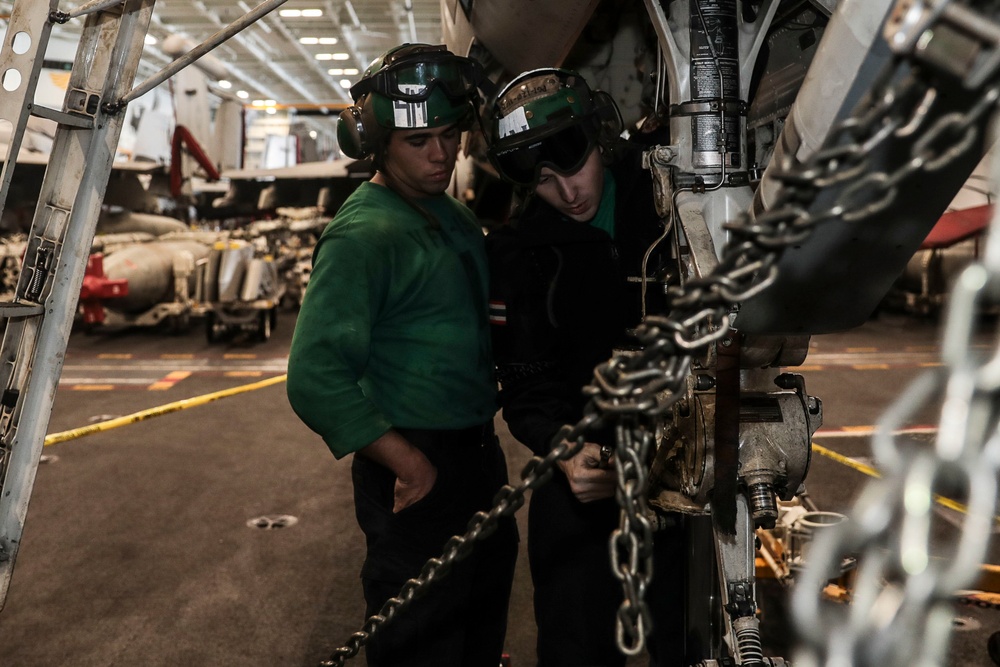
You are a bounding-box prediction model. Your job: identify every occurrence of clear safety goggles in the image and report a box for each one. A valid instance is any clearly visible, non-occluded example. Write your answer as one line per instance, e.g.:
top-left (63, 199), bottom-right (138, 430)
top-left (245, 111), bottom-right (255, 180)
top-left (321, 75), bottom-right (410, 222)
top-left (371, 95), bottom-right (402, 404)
top-left (350, 49), bottom-right (483, 103)
top-left (491, 121), bottom-right (597, 187)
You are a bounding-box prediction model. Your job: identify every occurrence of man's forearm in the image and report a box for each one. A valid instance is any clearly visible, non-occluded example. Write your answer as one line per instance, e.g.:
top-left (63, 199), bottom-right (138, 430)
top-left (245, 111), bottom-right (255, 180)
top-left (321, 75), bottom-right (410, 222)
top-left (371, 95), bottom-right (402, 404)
top-left (359, 429), bottom-right (438, 512)
top-left (359, 429), bottom-right (427, 476)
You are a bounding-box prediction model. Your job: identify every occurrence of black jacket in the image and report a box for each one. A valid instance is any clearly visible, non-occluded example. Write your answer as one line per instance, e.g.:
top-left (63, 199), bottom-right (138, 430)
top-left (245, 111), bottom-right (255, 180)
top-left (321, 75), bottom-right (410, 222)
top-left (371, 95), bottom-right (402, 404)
top-left (486, 145), bottom-right (670, 456)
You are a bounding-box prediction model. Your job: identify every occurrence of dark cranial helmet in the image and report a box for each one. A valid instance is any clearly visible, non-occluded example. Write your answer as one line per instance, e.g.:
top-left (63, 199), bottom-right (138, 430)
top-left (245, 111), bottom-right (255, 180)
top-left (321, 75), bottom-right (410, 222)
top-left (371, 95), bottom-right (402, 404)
top-left (337, 43), bottom-right (484, 159)
top-left (486, 68), bottom-right (623, 187)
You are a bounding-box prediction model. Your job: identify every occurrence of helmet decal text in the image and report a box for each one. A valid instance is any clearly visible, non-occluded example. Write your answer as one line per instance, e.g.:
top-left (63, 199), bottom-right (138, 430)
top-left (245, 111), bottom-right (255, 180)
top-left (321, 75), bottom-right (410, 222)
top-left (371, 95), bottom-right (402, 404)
top-left (498, 107), bottom-right (530, 139)
top-left (393, 85), bottom-right (429, 127)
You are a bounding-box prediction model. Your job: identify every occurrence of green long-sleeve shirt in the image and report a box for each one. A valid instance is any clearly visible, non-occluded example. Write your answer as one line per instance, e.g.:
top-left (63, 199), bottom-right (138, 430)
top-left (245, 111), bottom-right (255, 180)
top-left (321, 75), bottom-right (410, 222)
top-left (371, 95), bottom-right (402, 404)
top-left (286, 181), bottom-right (496, 458)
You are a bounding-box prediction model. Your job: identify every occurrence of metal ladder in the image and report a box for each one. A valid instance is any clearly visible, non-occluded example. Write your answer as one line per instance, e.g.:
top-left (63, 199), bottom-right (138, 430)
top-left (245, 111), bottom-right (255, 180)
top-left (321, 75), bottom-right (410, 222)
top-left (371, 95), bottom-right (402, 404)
top-left (0, 0), bottom-right (291, 611)
top-left (0, 0), bottom-right (157, 609)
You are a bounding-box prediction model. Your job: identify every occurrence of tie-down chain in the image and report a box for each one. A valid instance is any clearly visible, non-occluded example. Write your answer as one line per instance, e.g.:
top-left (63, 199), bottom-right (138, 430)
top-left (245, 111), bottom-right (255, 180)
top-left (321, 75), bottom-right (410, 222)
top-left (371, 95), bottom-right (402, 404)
top-left (320, 1), bottom-right (1000, 663)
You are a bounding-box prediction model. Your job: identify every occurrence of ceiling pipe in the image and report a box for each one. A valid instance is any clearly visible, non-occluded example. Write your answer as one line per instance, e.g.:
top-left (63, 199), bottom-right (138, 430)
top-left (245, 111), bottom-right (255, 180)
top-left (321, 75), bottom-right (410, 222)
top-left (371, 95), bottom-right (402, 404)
top-left (121, 0), bottom-right (308, 106)
top-left (147, 14), bottom-right (286, 106)
top-left (236, 0), bottom-right (352, 104)
top-left (404, 0), bottom-right (417, 43)
top-left (169, 0), bottom-right (321, 106)
top-left (323, 0), bottom-right (366, 81)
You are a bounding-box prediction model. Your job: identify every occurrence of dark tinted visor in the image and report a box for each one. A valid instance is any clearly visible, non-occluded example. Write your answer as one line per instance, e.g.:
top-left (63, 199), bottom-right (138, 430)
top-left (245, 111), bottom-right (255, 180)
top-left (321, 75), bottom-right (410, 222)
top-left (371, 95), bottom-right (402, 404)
top-left (492, 122), bottom-right (596, 186)
top-left (352, 55), bottom-right (481, 102)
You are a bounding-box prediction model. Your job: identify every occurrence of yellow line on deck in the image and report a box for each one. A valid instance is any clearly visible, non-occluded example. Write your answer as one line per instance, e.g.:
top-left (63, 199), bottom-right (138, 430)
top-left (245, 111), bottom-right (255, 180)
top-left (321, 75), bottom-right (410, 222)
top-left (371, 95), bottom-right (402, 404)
top-left (812, 442), bottom-right (999, 523)
top-left (45, 375), bottom-right (287, 446)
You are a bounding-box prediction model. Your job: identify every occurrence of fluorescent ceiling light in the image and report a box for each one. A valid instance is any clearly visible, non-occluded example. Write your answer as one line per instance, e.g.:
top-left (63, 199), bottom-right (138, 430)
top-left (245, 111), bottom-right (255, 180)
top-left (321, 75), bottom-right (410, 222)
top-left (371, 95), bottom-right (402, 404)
top-left (237, 90), bottom-right (249, 99)
top-left (219, 80), bottom-right (232, 89)
top-left (331, 53), bottom-right (350, 61)
top-left (282, 8), bottom-right (323, 17)
top-left (144, 34), bottom-right (157, 45)
top-left (339, 79), bottom-right (351, 88)
top-left (299, 37), bottom-right (319, 45)
top-left (328, 68), bottom-right (344, 75)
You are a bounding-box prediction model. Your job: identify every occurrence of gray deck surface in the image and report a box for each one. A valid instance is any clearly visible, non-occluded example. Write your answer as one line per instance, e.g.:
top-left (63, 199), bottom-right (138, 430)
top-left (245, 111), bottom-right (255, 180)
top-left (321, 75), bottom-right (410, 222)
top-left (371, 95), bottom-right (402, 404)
top-left (0, 310), bottom-right (996, 666)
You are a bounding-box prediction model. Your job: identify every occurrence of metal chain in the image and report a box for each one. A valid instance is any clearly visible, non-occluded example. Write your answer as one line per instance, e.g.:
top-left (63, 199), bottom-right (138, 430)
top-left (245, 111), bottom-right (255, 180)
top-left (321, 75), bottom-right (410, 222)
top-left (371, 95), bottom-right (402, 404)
top-left (788, 4), bottom-right (1000, 666)
top-left (609, 421), bottom-right (656, 655)
top-left (322, 3), bottom-right (1000, 662)
top-left (318, 415), bottom-right (597, 666)
top-left (598, 63), bottom-right (1000, 656)
top-left (790, 243), bottom-right (1000, 666)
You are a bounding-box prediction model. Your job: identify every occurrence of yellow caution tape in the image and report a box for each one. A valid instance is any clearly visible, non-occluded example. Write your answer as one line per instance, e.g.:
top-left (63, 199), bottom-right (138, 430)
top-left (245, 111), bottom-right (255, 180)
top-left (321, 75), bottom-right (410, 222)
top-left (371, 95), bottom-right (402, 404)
top-left (812, 442), bottom-right (1000, 524)
top-left (44, 374), bottom-right (287, 446)
top-left (812, 443), bottom-right (881, 479)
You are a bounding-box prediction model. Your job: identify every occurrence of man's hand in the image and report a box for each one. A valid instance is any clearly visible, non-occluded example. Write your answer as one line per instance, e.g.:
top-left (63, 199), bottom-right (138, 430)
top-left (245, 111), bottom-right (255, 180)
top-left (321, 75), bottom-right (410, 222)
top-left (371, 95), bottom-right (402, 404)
top-left (556, 441), bottom-right (616, 503)
top-left (391, 454), bottom-right (437, 512)
top-left (360, 430), bottom-right (438, 513)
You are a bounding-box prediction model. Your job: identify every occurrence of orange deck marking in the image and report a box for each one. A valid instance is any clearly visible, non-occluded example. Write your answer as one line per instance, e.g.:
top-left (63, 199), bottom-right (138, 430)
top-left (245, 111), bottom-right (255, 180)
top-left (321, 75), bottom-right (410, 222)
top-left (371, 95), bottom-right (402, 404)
top-left (148, 370), bottom-right (192, 391)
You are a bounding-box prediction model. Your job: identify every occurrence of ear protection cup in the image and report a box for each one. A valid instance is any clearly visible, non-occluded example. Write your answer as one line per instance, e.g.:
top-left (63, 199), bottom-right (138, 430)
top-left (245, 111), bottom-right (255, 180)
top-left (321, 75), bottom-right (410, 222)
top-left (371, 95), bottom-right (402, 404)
top-left (337, 105), bottom-right (367, 159)
top-left (337, 96), bottom-right (386, 159)
top-left (591, 89), bottom-right (624, 142)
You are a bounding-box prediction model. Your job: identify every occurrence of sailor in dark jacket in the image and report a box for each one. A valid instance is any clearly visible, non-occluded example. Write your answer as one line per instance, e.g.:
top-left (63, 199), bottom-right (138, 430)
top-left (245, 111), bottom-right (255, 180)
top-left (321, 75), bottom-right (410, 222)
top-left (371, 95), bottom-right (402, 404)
top-left (485, 68), bottom-right (683, 667)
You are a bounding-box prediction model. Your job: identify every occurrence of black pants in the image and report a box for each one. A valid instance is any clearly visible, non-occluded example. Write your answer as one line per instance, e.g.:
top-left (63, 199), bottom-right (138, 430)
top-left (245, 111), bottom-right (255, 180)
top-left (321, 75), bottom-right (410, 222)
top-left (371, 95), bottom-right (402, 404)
top-left (352, 424), bottom-right (519, 667)
top-left (528, 472), bottom-right (685, 667)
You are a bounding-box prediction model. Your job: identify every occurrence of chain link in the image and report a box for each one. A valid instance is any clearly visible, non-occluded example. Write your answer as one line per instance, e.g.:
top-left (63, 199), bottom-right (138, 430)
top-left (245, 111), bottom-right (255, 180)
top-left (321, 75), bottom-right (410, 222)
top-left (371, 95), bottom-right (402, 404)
top-left (788, 4), bottom-right (1000, 665)
top-left (597, 40), bottom-right (1000, 657)
top-left (318, 418), bottom-right (594, 666)
top-left (321, 3), bottom-right (1000, 661)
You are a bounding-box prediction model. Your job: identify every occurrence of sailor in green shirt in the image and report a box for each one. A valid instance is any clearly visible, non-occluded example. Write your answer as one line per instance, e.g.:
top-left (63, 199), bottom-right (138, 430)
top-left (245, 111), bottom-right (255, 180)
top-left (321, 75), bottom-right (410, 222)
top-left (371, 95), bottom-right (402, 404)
top-left (286, 44), bottom-right (516, 667)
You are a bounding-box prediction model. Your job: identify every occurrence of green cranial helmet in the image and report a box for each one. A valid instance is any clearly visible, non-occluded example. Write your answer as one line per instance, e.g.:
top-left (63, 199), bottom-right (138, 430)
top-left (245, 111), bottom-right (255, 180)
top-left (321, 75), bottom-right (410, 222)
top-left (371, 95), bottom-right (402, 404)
top-left (486, 68), bottom-right (623, 186)
top-left (337, 44), bottom-right (483, 159)
top-left (492, 69), bottom-right (592, 140)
